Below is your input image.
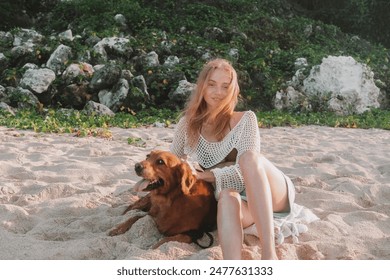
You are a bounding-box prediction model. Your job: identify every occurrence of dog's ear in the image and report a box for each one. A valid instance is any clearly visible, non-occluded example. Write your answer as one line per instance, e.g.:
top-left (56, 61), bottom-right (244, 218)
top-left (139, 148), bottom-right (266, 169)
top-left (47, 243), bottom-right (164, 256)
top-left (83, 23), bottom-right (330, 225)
top-left (177, 162), bottom-right (196, 195)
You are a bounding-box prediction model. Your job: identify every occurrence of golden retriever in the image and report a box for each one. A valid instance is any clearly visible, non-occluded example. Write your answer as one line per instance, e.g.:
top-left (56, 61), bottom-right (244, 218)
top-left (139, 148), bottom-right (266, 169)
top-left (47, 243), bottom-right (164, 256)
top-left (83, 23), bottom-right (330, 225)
top-left (109, 150), bottom-right (217, 249)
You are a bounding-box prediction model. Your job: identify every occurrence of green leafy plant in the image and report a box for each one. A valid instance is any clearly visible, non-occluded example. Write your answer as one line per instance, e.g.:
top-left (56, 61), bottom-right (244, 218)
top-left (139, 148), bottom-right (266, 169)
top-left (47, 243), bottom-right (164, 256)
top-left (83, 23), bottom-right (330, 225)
top-left (127, 137), bottom-right (146, 147)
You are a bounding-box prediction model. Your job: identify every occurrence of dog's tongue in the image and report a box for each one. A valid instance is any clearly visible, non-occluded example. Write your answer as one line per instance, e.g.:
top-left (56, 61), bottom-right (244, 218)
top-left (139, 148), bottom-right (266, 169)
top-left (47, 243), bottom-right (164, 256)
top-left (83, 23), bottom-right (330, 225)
top-left (133, 179), bottom-right (150, 192)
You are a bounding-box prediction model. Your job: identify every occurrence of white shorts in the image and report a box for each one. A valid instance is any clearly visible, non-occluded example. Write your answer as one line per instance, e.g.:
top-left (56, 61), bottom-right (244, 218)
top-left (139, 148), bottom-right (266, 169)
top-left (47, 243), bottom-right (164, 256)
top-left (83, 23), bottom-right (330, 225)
top-left (240, 171), bottom-right (295, 218)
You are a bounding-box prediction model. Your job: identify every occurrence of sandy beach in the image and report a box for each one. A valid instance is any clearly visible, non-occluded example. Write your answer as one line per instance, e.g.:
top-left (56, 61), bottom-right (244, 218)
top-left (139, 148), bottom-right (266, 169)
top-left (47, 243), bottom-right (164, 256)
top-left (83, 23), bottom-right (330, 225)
top-left (0, 124), bottom-right (389, 260)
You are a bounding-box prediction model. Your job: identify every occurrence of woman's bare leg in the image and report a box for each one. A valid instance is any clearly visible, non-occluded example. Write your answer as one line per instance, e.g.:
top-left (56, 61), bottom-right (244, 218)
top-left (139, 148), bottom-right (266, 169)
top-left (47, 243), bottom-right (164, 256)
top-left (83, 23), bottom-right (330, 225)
top-left (217, 189), bottom-right (243, 259)
top-left (239, 151), bottom-right (289, 260)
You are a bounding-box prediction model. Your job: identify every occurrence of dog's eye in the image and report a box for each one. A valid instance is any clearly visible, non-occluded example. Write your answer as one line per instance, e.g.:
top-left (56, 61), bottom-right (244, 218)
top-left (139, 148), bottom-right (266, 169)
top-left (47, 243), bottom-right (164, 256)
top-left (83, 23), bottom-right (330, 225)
top-left (156, 159), bottom-right (165, 165)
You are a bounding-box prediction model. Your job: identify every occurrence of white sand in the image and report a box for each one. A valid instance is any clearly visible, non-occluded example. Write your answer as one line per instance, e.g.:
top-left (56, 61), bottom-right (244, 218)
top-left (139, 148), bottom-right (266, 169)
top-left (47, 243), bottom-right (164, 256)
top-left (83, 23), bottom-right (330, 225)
top-left (0, 125), bottom-right (389, 260)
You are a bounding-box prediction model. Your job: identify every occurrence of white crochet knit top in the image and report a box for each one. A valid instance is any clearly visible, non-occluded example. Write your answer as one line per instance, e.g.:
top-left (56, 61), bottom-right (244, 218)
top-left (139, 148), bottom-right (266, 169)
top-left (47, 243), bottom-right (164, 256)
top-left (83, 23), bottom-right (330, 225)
top-left (170, 110), bottom-right (261, 199)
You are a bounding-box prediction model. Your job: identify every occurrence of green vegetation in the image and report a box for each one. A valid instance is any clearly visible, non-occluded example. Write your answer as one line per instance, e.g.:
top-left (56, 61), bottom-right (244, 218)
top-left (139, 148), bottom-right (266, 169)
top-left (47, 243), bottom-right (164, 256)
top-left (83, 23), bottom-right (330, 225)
top-left (0, 107), bottom-right (180, 137)
top-left (1, 0), bottom-right (389, 134)
top-left (256, 109), bottom-right (390, 129)
top-left (1, 0), bottom-right (389, 110)
top-left (0, 108), bottom-right (388, 138)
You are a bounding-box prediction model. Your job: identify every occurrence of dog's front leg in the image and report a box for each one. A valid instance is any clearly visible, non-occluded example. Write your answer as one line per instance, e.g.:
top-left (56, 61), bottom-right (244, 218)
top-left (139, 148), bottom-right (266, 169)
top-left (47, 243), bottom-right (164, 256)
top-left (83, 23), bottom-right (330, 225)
top-left (122, 193), bottom-right (151, 214)
top-left (108, 215), bottom-right (143, 236)
top-left (152, 234), bottom-right (193, 249)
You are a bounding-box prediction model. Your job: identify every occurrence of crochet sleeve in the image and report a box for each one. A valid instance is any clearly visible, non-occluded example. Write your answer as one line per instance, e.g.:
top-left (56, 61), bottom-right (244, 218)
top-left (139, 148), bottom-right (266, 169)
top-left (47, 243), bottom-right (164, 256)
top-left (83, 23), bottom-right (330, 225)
top-left (211, 111), bottom-right (261, 199)
top-left (169, 117), bottom-right (186, 158)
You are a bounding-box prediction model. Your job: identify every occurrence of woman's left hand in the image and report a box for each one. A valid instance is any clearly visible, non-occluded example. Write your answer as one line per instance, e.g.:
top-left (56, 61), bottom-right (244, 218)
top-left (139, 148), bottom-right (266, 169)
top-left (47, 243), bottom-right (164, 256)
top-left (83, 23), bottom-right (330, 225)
top-left (196, 170), bottom-right (215, 183)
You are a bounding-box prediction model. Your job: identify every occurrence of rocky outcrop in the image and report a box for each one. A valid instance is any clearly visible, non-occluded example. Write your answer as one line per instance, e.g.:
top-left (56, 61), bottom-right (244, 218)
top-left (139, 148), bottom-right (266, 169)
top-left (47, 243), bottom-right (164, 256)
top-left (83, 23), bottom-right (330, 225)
top-left (0, 24), bottom-right (199, 115)
top-left (275, 56), bottom-right (384, 115)
top-left (0, 15), bottom-right (386, 117)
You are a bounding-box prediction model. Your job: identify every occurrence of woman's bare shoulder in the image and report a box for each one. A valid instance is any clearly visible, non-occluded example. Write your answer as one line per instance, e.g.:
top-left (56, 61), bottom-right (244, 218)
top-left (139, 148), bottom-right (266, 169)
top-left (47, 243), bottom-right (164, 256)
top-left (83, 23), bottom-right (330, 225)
top-left (231, 111), bottom-right (250, 128)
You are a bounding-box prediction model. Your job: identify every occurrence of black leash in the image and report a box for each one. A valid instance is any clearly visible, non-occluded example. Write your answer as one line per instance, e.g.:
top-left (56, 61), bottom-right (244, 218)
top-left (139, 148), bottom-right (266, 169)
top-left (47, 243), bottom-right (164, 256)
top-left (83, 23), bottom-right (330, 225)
top-left (193, 231), bottom-right (214, 249)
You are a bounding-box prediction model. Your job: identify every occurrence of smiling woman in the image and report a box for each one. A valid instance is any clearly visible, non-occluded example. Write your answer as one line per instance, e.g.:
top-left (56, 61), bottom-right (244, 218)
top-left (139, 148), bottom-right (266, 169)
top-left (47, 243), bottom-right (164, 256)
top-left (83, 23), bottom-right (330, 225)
top-left (184, 59), bottom-right (240, 147)
top-left (167, 58), bottom-right (303, 260)
top-left (203, 67), bottom-right (232, 110)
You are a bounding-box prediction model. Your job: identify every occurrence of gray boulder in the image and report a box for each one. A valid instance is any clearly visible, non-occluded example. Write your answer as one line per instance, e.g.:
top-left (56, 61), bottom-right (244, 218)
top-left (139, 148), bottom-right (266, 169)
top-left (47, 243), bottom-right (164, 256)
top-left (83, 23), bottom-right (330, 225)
top-left (7, 87), bottom-right (40, 109)
top-left (12, 29), bottom-right (44, 47)
top-left (98, 78), bottom-right (129, 112)
top-left (0, 31), bottom-right (13, 49)
top-left (131, 75), bottom-right (149, 98)
top-left (169, 80), bottom-right (196, 105)
top-left (0, 53), bottom-right (9, 72)
top-left (0, 102), bottom-right (15, 115)
top-left (62, 62), bottom-right (94, 84)
top-left (46, 44), bottom-right (73, 75)
top-left (93, 37), bottom-right (133, 62)
top-left (275, 56), bottom-right (382, 115)
top-left (89, 64), bottom-right (122, 91)
top-left (302, 56), bottom-right (381, 115)
top-left (19, 68), bottom-right (56, 94)
top-left (83, 100), bottom-right (115, 117)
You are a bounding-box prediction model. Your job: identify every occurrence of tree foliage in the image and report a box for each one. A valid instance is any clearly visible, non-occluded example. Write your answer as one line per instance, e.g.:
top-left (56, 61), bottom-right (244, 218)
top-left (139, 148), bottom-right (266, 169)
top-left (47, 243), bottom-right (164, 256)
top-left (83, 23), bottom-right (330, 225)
top-left (0, 0), bottom-right (389, 110)
top-left (290, 0), bottom-right (390, 47)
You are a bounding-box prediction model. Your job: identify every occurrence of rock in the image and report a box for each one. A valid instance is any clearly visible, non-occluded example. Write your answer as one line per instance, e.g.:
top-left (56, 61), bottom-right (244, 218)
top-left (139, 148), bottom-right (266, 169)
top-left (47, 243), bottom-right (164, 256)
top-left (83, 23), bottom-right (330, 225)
top-left (22, 63), bottom-right (39, 71)
top-left (0, 85), bottom-right (7, 102)
top-left (19, 68), bottom-right (56, 94)
top-left (85, 34), bottom-right (101, 47)
top-left (92, 37), bottom-right (133, 62)
top-left (144, 51), bottom-right (160, 68)
top-left (7, 87), bottom-right (40, 109)
top-left (276, 56), bottom-right (383, 115)
top-left (285, 58), bottom-right (309, 89)
top-left (131, 75), bottom-right (149, 98)
top-left (46, 44), bottom-right (73, 75)
top-left (123, 75), bottom-right (151, 110)
top-left (58, 30), bottom-right (74, 42)
top-left (204, 27), bottom-right (225, 41)
top-left (169, 80), bottom-right (196, 105)
top-left (0, 53), bottom-right (9, 72)
top-left (227, 48), bottom-right (239, 62)
top-left (163, 56), bottom-right (180, 68)
top-left (294, 58), bottom-right (308, 71)
top-left (83, 100), bottom-right (115, 117)
top-left (59, 83), bottom-right (92, 109)
top-left (10, 44), bottom-right (35, 67)
top-left (304, 24), bottom-right (313, 37)
top-left (121, 69), bottom-right (134, 82)
top-left (134, 51), bottom-right (160, 71)
top-left (12, 29), bottom-right (44, 47)
top-left (274, 86), bottom-right (308, 111)
top-left (302, 56), bottom-right (381, 115)
top-left (0, 31), bottom-right (13, 49)
top-left (89, 64), bottom-right (122, 91)
top-left (62, 62), bottom-right (94, 84)
top-left (114, 14), bottom-right (128, 31)
top-left (201, 51), bottom-right (212, 61)
top-left (0, 101), bottom-right (15, 115)
top-left (98, 78), bottom-right (129, 112)
top-left (160, 40), bottom-right (174, 55)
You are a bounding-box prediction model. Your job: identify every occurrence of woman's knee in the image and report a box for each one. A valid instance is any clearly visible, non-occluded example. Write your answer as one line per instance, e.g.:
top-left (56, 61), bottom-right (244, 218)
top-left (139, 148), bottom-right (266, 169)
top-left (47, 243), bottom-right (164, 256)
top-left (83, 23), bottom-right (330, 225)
top-left (218, 189), bottom-right (242, 215)
top-left (239, 151), bottom-right (266, 172)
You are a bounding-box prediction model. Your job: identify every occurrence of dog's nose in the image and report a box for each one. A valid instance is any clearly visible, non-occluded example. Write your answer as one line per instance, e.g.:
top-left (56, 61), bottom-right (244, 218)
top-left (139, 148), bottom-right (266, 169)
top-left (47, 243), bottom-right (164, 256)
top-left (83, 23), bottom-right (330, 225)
top-left (135, 163), bottom-right (143, 175)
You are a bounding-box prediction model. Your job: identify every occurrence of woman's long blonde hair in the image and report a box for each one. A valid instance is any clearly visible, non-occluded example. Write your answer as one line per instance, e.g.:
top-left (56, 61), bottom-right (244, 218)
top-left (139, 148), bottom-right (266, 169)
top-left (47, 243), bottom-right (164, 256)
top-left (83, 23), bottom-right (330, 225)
top-left (184, 58), bottom-right (240, 147)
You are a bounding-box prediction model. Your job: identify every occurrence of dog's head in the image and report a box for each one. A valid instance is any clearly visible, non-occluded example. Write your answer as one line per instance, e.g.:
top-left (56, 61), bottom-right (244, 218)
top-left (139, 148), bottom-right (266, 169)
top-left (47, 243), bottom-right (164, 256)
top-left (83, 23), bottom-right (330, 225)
top-left (134, 150), bottom-right (196, 195)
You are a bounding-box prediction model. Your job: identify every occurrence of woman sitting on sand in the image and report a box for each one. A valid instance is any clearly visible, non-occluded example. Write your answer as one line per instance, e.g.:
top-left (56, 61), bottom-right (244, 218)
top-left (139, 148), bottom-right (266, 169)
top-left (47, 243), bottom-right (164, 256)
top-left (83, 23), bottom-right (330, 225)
top-left (170, 58), bottom-right (296, 260)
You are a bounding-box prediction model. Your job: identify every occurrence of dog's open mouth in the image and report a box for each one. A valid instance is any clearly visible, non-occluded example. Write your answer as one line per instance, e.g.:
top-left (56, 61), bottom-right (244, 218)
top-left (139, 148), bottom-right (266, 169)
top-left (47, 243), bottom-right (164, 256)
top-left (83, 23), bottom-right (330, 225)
top-left (134, 178), bottom-right (164, 191)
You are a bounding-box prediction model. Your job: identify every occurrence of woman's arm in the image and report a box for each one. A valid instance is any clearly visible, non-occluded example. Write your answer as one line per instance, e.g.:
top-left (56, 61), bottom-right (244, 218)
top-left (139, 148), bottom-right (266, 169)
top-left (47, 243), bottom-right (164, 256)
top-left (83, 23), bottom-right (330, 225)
top-left (209, 111), bottom-right (261, 199)
top-left (197, 161), bottom-right (235, 183)
top-left (169, 117), bottom-right (187, 158)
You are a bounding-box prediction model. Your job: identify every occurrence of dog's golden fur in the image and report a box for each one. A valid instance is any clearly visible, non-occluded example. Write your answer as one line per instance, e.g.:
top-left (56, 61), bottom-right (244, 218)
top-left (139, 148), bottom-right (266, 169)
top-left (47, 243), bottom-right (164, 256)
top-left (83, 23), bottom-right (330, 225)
top-left (109, 150), bottom-right (217, 248)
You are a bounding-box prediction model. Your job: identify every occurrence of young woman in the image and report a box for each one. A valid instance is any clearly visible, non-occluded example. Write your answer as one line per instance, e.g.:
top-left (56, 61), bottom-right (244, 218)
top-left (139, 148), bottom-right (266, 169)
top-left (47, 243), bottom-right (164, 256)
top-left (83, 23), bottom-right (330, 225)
top-left (169, 58), bottom-right (295, 260)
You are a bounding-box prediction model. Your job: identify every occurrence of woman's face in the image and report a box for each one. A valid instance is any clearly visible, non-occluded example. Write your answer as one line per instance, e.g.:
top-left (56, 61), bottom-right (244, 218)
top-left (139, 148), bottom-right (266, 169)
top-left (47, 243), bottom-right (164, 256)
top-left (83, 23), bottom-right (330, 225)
top-left (203, 68), bottom-right (232, 111)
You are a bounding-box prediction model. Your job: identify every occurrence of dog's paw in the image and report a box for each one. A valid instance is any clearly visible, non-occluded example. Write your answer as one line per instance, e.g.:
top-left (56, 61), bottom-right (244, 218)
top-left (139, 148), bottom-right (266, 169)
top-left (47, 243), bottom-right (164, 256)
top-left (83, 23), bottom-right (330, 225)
top-left (108, 227), bottom-right (125, 236)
